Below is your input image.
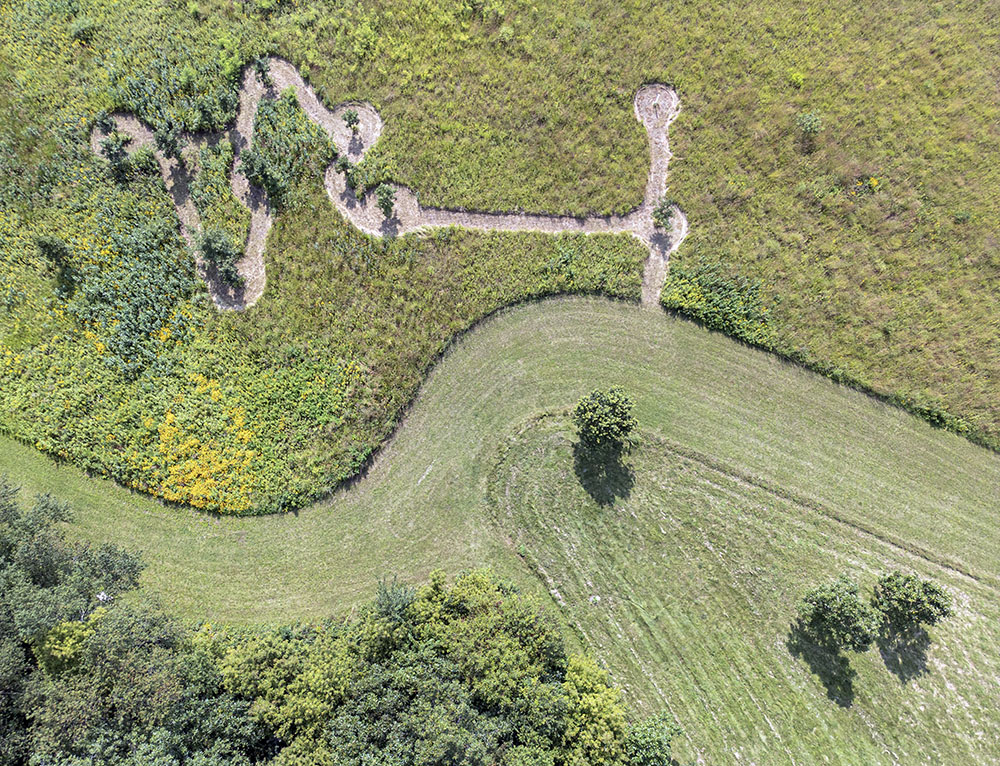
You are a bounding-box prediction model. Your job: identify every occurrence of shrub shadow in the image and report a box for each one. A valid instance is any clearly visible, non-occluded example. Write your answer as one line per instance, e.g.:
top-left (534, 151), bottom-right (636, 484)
top-left (572, 441), bottom-right (634, 506)
top-left (877, 627), bottom-right (931, 684)
top-left (786, 620), bottom-right (856, 708)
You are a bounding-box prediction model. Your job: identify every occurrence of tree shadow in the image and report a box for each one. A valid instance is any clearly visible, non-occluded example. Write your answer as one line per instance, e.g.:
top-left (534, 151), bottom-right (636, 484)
top-left (380, 215), bottom-right (399, 238)
top-left (572, 441), bottom-right (634, 506)
top-left (877, 627), bottom-right (931, 684)
top-left (786, 620), bottom-right (856, 708)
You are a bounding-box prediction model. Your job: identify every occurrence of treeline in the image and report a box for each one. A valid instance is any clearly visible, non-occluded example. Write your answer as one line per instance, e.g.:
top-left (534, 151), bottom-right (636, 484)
top-left (0, 481), bottom-right (678, 766)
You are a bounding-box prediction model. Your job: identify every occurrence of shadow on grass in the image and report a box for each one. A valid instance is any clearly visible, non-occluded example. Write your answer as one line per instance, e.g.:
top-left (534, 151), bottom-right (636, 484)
top-left (572, 441), bottom-right (634, 506)
top-left (786, 621), bottom-right (856, 708)
top-left (878, 627), bottom-right (931, 684)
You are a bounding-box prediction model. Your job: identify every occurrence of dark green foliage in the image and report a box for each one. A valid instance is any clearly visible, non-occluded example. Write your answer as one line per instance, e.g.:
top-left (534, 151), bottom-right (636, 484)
top-left (623, 711), bottom-right (682, 766)
top-left (0, 480), bottom-right (144, 764)
top-left (29, 605), bottom-right (267, 765)
top-left (153, 116), bottom-right (184, 160)
top-left (327, 646), bottom-right (502, 765)
top-left (797, 576), bottom-right (878, 652)
top-left (796, 111), bottom-right (823, 137)
top-left (105, 39), bottom-right (245, 136)
top-left (253, 55), bottom-right (272, 87)
top-left (660, 259), bottom-right (771, 346)
top-left (240, 90), bottom-right (337, 209)
top-left (651, 198), bottom-right (673, 230)
top-left (573, 387), bottom-right (637, 449)
top-left (376, 182), bottom-right (396, 218)
top-left (93, 112), bottom-right (116, 136)
top-left (343, 108), bottom-right (360, 132)
top-left (67, 203), bottom-right (197, 378)
top-left (217, 568), bottom-right (652, 764)
top-left (375, 575), bottom-right (416, 625)
top-left (99, 130), bottom-right (133, 181)
top-left (35, 234), bottom-right (71, 267)
top-left (200, 228), bottom-right (245, 288)
top-left (872, 571), bottom-right (952, 635)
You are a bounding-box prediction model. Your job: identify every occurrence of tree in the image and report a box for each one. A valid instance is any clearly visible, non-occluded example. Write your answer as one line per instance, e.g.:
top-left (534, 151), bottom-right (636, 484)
top-left (561, 654), bottom-right (627, 766)
top-left (572, 388), bottom-right (638, 449)
top-left (343, 108), bottom-right (360, 133)
top-left (651, 198), bottom-right (674, 230)
top-left (797, 575), bottom-right (878, 652)
top-left (200, 228), bottom-right (244, 288)
top-left (872, 571), bottom-right (951, 636)
top-left (623, 711), bottom-right (682, 766)
top-left (376, 183), bottom-right (396, 219)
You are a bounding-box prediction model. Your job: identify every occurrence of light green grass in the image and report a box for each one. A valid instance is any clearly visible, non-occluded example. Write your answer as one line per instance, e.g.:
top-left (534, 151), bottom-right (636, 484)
top-left (3, 0), bottom-right (1000, 505)
top-left (4, 298), bottom-right (998, 760)
top-left (489, 415), bottom-right (1000, 763)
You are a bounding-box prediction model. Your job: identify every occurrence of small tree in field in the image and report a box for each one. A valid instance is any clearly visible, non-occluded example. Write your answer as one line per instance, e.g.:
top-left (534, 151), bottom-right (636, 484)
top-left (797, 575), bottom-right (878, 652)
top-left (343, 109), bottom-right (360, 134)
top-left (375, 183), bottom-right (395, 218)
top-left (651, 197), bottom-right (674, 230)
top-left (872, 571), bottom-right (951, 636)
top-left (573, 387), bottom-right (637, 449)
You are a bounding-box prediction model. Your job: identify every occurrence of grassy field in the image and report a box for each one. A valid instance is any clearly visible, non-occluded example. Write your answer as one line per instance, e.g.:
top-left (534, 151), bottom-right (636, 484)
top-left (1, 0), bottom-right (999, 516)
top-left (489, 415), bottom-right (1000, 764)
top-left (3, 299), bottom-right (998, 761)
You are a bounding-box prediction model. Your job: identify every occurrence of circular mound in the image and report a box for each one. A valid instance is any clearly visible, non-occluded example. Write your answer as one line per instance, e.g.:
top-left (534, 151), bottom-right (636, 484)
top-left (634, 83), bottom-right (679, 130)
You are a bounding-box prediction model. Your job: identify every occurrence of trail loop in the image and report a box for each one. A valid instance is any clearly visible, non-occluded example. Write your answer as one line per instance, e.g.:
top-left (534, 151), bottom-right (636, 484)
top-left (90, 58), bottom-right (687, 310)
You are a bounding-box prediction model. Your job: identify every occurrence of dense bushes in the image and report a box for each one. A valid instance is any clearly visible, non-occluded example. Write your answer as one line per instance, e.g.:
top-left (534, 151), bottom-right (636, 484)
top-left (240, 90), bottom-right (337, 209)
top-left (190, 139), bottom-right (250, 271)
top-left (0, 482), bottom-right (680, 765)
top-left (660, 258), bottom-right (771, 346)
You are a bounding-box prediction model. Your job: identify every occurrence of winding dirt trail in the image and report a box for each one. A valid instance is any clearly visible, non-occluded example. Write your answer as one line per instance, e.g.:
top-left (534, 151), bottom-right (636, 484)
top-left (90, 57), bottom-right (687, 310)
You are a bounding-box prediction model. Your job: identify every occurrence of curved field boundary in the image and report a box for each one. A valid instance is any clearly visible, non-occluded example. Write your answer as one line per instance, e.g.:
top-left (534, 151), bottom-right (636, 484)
top-left (3, 298), bottom-right (997, 625)
top-left (89, 57), bottom-right (687, 310)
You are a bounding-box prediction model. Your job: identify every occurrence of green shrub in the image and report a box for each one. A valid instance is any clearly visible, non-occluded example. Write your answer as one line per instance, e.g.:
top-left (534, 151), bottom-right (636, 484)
top-left (190, 139), bottom-right (249, 257)
top-left (651, 197), bottom-right (674, 230)
top-left (573, 387), bottom-right (638, 449)
top-left (872, 571), bottom-right (952, 636)
top-left (99, 131), bottom-right (133, 181)
top-left (153, 117), bottom-right (183, 160)
top-left (343, 108), bottom-right (360, 133)
top-left (797, 575), bottom-right (879, 652)
top-left (375, 182), bottom-right (395, 218)
top-left (660, 258), bottom-right (771, 346)
top-left (199, 228), bottom-right (244, 288)
top-left (786, 69), bottom-right (805, 88)
top-left (68, 16), bottom-right (98, 43)
top-left (623, 711), bottom-right (682, 766)
top-left (240, 90), bottom-right (337, 209)
top-left (796, 111), bottom-right (823, 136)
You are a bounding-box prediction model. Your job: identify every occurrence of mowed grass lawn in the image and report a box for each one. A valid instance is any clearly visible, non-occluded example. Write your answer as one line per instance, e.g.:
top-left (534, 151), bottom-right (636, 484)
top-left (491, 416), bottom-right (1000, 764)
top-left (3, 298), bottom-right (999, 761)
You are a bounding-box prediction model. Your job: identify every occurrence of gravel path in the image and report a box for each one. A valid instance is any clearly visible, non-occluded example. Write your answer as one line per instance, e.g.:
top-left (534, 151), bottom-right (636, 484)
top-left (90, 57), bottom-right (687, 310)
